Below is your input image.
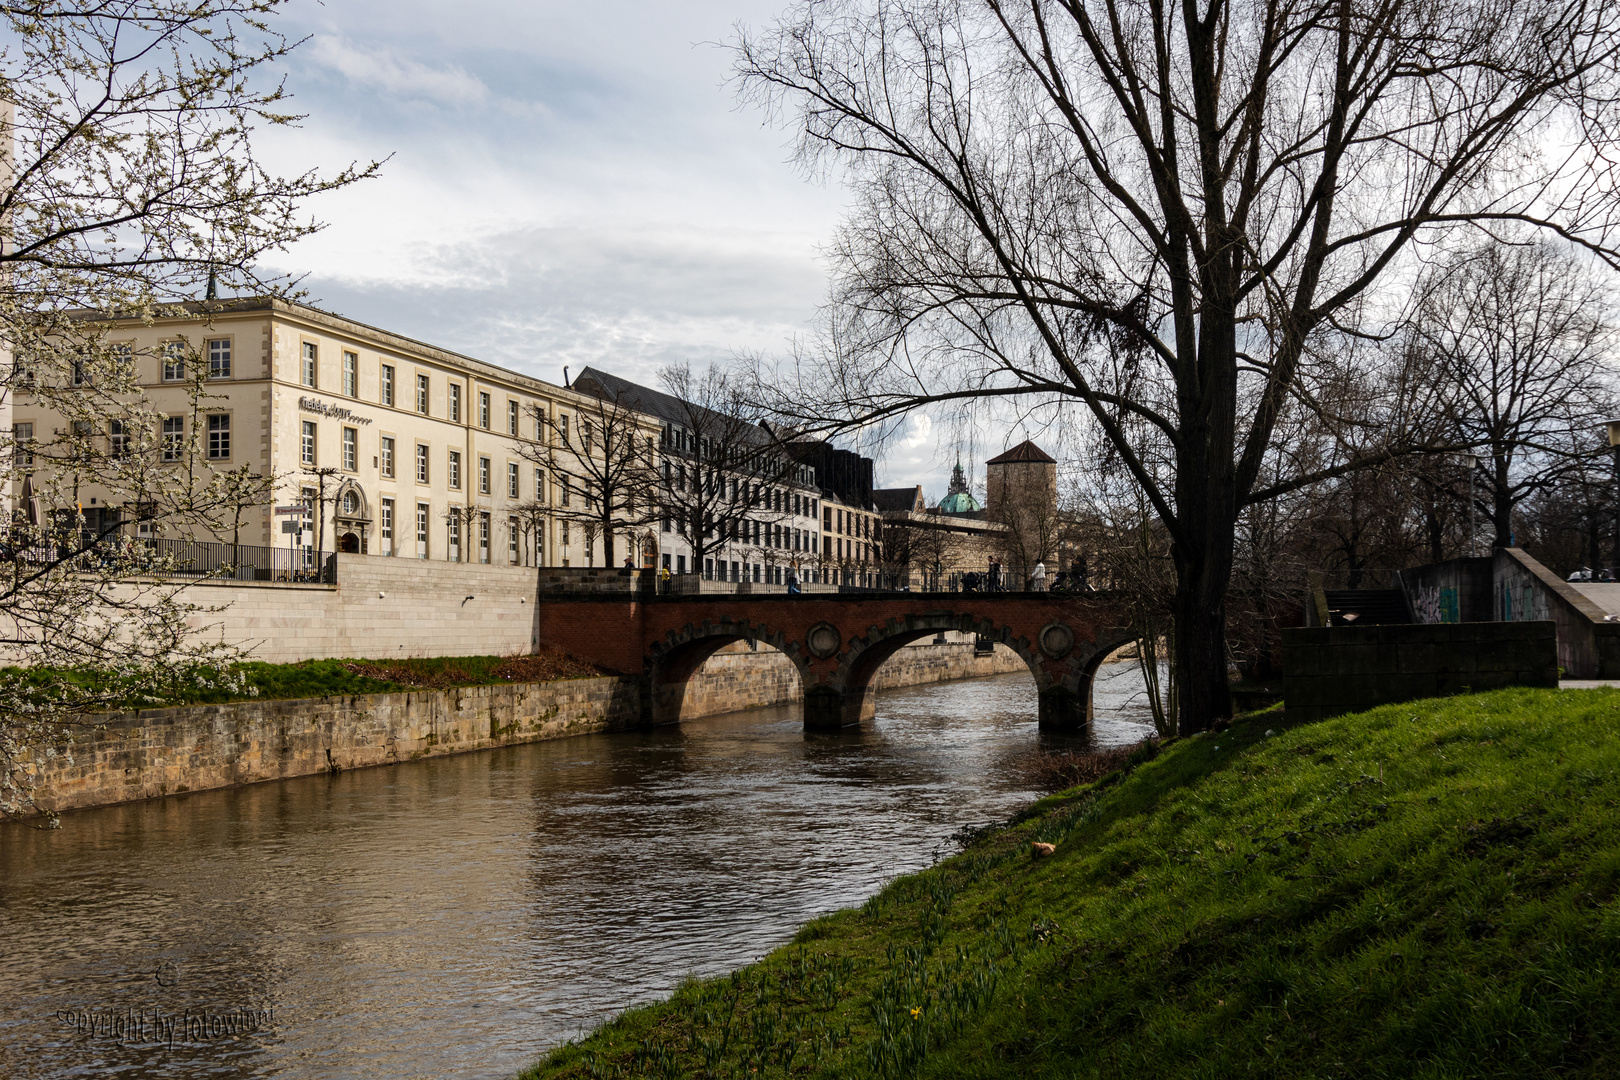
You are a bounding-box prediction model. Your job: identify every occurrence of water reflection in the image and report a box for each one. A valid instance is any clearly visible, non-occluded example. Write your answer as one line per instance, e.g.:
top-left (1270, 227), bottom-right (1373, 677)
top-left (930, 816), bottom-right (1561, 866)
top-left (0, 663), bottom-right (1155, 1080)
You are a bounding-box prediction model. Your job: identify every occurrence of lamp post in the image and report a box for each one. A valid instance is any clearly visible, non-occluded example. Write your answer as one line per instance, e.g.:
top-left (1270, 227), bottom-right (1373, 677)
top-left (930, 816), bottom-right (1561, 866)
top-left (1456, 451), bottom-right (1479, 557)
top-left (1605, 420), bottom-right (1620, 571)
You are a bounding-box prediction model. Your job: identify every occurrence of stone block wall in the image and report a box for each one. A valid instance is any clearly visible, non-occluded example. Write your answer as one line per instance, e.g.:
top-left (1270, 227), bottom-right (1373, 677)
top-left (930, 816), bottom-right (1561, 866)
top-left (1282, 621), bottom-right (1558, 723)
top-left (678, 635), bottom-right (1030, 718)
top-left (155, 554), bottom-right (544, 664)
top-left (26, 675), bottom-right (645, 815)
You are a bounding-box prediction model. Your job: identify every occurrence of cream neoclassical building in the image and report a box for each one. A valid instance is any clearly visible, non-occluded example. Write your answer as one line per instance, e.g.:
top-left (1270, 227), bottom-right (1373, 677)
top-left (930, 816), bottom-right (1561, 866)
top-left (12, 298), bottom-right (660, 570)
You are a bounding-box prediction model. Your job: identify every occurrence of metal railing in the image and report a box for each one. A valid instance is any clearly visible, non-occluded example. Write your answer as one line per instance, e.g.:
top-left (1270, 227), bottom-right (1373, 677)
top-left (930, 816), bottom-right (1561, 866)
top-left (0, 533), bottom-right (338, 584)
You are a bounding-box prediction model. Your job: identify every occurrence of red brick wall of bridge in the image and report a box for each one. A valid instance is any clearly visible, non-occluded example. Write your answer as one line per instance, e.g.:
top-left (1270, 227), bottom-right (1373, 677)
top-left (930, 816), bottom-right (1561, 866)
top-left (531, 593), bottom-right (1132, 691)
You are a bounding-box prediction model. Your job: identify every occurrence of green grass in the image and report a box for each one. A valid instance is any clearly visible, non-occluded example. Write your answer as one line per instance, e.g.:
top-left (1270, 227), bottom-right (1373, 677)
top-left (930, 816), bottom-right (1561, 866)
top-left (520, 688), bottom-right (1620, 1079)
top-left (0, 653), bottom-right (610, 709)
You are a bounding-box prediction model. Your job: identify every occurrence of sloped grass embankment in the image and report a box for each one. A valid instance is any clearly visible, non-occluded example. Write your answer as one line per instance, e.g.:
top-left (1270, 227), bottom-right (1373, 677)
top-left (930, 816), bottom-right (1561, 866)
top-left (523, 688), bottom-right (1620, 1079)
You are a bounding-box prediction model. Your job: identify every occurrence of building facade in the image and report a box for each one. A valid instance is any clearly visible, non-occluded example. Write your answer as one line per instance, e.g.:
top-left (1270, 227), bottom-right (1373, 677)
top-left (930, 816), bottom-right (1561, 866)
top-left (12, 299), bottom-right (660, 570)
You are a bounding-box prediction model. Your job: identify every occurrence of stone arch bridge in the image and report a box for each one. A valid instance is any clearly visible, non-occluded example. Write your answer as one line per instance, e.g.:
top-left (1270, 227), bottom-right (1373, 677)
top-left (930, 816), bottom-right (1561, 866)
top-left (531, 587), bottom-right (1136, 732)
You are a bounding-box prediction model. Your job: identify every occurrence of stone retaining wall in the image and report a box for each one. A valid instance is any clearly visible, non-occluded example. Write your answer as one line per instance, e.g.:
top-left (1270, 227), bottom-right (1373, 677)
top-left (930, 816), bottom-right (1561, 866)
top-left (28, 676), bottom-right (646, 815)
top-left (680, 636), bottom-right (1028, 717)
top-left (23, 637), bottom-right (1037, 815)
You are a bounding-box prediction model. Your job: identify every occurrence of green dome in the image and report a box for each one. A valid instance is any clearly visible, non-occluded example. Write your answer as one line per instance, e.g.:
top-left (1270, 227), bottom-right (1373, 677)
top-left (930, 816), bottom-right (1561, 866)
top-left (938, 490), bottom-right (981, 513)
top-left (938, 457), bottom-right (980, 513)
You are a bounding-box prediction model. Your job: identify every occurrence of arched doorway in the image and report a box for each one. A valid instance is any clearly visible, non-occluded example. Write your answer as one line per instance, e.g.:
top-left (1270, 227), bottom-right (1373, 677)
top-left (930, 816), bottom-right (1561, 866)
top-left (331, 480), bottom-right (371, 555)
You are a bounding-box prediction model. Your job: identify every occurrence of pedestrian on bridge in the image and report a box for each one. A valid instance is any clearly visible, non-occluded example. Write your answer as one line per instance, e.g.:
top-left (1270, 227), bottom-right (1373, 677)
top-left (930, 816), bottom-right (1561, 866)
top-left (989, 559), bottom-right (1002, 592)
top-left (1032, 561), bottom-right (1047, 591)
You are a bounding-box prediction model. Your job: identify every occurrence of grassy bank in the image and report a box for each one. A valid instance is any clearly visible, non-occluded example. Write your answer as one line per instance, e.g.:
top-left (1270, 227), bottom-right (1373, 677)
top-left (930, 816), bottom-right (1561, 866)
top-left (523, 688), bottom-right (1620, 1079)
top-left (0, 651), bottom-right (610, 708)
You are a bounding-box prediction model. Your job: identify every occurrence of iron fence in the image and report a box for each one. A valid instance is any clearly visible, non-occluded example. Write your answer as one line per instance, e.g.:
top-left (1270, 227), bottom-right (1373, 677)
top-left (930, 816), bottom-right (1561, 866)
top-left (0, 534), bottom-right (337, 584)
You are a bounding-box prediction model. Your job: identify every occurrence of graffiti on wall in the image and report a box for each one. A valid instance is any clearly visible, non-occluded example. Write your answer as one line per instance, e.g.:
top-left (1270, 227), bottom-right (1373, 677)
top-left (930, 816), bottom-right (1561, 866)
top-left (1412, 585), bottom-right (1460, 624)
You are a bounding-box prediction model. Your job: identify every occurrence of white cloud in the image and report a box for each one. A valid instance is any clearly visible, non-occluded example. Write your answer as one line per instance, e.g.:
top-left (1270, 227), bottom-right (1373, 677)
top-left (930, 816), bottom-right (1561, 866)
top-left (305, 35), bottom-right (491, 108)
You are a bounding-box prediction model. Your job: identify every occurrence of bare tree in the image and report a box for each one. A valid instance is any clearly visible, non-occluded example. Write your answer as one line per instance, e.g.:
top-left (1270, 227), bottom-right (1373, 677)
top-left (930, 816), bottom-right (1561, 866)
top-left (525, 381), bottom-right (659, 569)
top-left (655, 363), bottom-right (799, 575)
top-left (0, 1), bottom-right (374, 820)
top-left (735, 0), bottom-right (1620, 732)
top-left (1414, 239), bottom-right (1618, 550)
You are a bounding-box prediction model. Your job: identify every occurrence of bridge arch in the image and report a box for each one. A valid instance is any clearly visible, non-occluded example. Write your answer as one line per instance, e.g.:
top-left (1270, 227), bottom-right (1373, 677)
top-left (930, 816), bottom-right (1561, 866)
top-left (811, 611), bottom-right (1138, 732)
top-left (645, 618), bottom-right (814, 726)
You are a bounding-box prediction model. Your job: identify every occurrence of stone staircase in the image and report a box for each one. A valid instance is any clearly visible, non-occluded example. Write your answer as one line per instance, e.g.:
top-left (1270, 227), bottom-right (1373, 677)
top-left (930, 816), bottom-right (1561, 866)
top-left (1322, 589), bottom-right (1410, 626)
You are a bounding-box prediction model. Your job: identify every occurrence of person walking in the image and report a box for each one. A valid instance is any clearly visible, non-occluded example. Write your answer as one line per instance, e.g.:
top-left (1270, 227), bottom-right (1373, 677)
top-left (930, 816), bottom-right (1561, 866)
top-left (1032, 561), bottom-right (1047, 592)
top-left (988, 559), bottom-right (1002, 592)
top-left (658, 564), bottom-right (672, 594)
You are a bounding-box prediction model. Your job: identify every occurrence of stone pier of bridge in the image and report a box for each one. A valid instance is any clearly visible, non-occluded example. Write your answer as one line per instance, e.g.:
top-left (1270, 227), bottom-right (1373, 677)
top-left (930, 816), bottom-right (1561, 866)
top-left (529, 572), bottom-right (1135, 734)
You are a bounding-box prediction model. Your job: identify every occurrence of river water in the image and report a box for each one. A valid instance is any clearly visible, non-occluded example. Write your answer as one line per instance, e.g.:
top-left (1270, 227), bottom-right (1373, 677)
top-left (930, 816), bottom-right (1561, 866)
top-left (0, 663), bottom-right (1156, 1080)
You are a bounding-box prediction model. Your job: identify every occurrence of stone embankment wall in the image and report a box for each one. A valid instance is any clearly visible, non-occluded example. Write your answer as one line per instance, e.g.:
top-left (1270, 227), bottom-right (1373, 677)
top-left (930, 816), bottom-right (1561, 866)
top-left (680, 635), bottom-right (1027, 717)
top-left (30, 677), bottom-right (646, 814)
top-left (24, 636), bottom-right (1037, 815)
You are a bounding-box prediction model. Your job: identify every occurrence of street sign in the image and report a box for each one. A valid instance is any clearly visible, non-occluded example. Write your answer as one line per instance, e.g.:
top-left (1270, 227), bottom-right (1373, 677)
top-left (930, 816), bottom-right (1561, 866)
top-left (274, 505), bottom-right (310, 516)
top-left (281, 520), bottom-right (303, 534)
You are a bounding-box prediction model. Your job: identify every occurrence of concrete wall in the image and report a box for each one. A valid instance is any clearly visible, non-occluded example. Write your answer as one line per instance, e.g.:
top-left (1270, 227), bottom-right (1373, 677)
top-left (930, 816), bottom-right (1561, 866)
top-left (25, 675), bottom-right (645, 815)
top-left (1282, 621), bottom-right (1558, 723)
top-left (164, 554), bottom-right (541, 664)
top-left (1398, 556), bottom-right (1493, 624)
top-left (1492, 547), bottom-right (1620, 679)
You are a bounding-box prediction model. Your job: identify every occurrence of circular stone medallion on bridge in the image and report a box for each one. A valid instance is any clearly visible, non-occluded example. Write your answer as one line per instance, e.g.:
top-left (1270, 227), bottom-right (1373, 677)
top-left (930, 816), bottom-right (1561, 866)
top-left (806, 622), bottom-right (843, 658)
top-left (1038, 621), bottom-right (1075, 660)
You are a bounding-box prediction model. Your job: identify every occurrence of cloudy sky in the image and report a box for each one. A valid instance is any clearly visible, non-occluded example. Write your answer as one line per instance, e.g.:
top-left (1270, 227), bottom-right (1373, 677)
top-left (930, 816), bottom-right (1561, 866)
top-left (258, 0), bottom-right (971, 496)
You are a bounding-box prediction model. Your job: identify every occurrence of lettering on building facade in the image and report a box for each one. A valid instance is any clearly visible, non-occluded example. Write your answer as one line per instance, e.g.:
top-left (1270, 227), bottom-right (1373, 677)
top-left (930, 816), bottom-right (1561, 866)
top-left (298, 396), bottom-right (374, 425)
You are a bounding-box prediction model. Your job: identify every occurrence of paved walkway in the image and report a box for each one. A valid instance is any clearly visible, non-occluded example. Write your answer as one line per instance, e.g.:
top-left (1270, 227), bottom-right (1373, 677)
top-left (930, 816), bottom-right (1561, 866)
top-left (1560, 680), bottom-right (1620, 689)
top-left (1567, 582), bottom-right (1620, 616)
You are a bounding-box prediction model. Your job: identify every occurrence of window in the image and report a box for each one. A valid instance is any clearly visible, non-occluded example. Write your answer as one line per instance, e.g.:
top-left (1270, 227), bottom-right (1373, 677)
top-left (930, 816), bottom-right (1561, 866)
top-left (71, 354), bottom-right (91, 386)
top-left (13, 422), bottom-right (32, 466)
top-left (381, 364), bottom-right (395, 406)
top-left (416, 503), bottom-right (429, 558)
top-left (163, 416), bottom-right (185, 462)
top-left (380, 436), bottom-right (395, 478)
top-left (508, 516), bottom-right (519, 563)
top-left (478, 511), bottom-right (491, 563)
top-left (448, 513), bottom-right (462, 562)
top-left (508, 400), bottom-right (519, 436)
top-left (207, 414), bottom-right (230, 459)
top-left (479, 391), bottom-right (490, 429)
top-left (448, 383), bottom-right (461, 423)
top-left (342, 351), bottom-right (357, 397)
top-left (478, 455), bottom-right (490, 494)
top-left (108, 419), bottom-right (129, 458)
top-left (163, 342), bottom-right (185, 381)
top-left (415, 444), bottom-right (429, 483)
top-left (535, 467), bottom-right (546, 502)
top-left (299, 420), bottom-right (315, 465)
top-left (416, 374), bottom-right (430, 414)
top-left (560, 414), bottom-right (569, 445)
top-left (301, 342), bottom-right (317, 387)
top-left (342, 426), bottom-right (357, 471)
top-left (447, 450), bottom-right (461, 489)
top-left (380, 498), bottom-right (394, 556)
top-left (581, 419), bottom-right (592, 453)
top-left (561, 475), bottom-right (571, 507)
top-left (507, 462), bottom-right (519, 499)
top-left (208, 338), bottom-right (231, 379)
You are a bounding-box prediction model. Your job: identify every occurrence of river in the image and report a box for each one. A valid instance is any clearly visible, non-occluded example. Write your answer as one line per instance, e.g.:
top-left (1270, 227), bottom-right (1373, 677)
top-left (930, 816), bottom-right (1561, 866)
top-left (0, 662), bottom-right (1156, 1080)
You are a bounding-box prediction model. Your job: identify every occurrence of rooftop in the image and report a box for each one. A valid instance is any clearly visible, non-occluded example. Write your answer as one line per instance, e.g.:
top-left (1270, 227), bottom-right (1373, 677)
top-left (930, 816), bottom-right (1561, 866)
top-left (986, 439), bottom-right (1056, 465)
